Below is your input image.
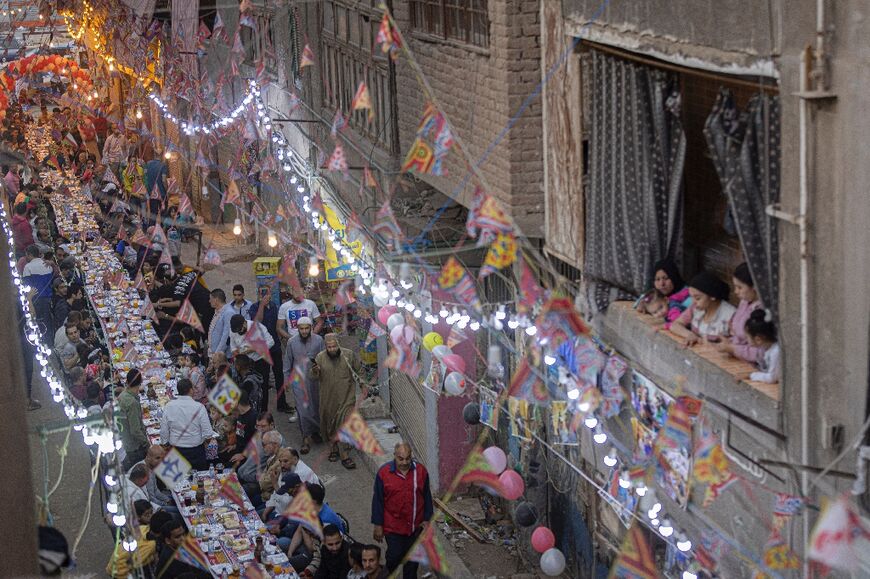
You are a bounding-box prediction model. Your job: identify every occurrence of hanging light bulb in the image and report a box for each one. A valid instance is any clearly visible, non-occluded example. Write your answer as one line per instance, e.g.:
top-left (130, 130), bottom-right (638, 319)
top-left (308, 256), bottom-right (320, 277)
top-left (163, 150), bottom-right (172, 160)
top-left (592, 426), bottom-right (607, 444)
top-left (635, 483), bottom-right (648, 497)
top-left (106, 494), bottom-right (119, 514)
top-left (584, 415), bottom-right (598, 429)
top-left (676, 534), bottom-right (692, 552)
top-left (232, 218), bottom-right (242, 235)
top-left (122, 538), bottom-right (138, 552)
top-left (135, 108), bottom-right (142, 119)
top-left (618, 469), bottom-right (631, 489)
top-left (659, 519), bottom-right (674, 537)
top-left (603, 448), bottom-right (618, 467)
top-left (112, 513), bottom-right (127, 527)
top-left (267, 230), bottom-right (277, 248)
top-left (108, 62), bottom-right (114, 72)
top-left (92, 90), bottom-right (99, 99)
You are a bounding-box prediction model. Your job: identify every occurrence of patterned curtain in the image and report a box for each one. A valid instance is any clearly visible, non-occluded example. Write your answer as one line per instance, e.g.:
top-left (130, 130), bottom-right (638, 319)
top-left (584, 51), bottom-right (686, 312)
top-left (704, 90), bottom-right (781, 317)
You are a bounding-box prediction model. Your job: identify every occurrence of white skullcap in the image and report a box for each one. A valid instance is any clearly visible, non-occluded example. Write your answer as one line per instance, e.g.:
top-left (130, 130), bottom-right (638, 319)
top-left (297, 316), bottom-right (312, 327)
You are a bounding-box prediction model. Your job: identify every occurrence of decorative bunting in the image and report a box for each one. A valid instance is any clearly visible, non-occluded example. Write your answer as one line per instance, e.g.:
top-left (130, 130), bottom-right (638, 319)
top-left (218, 478), bottom-right (246, 509)
top-left (384, 343), bottom-right (420, 378)
top-left (457, 448), bottom-right (505, 496)
top-left (277, 256), bottom-right (303, 293)
top-left (154, 447), bottom-right (192, 489)
top-left (655, 397), bottom-right (693, 452)
top-left (508, 358), bottom-right (549, 405)
top-left (408, 523), bottom-right (449, 574)
top-left (208, 373), bottom-right (242, 416)
top-left (178, 192), bottom-right (194, 217)
top-left (327, 142), bottom-right (348, 174)
top-left (300, 43), bottom-right (315, 68)
top-left (772, 493), bottom-right (806, 517)
top-left (479, 232), bottom-right (518, 279)
top-left (375, 11), bottom-right (402, 60)
top-left (351, 81), bottom-right (374, 121)
top-left (174, 533), bottom-right (210, 571)
top-left (243, 321), bottom-right (274, 365)
top-left (334, 280), bottom-right (356, 309)
top-left (282, 486), bottom-right (323, 539)
top-left (365, 321), bottom-right (387, 347)
top-left (762, 529), bottom-right (800, 570)
top-left (466, 192), bottom-right (513, 246)
top-left (691, 417), bottom-right (737, 507)
top-left (330, 108), bottom-right (347, 137)
top-left (445, 325), bottom-right (469, 349)
top-left (609, 523), bottom-right (657, 579)
top-left (517, 257), bottom-right (544, 312)
top-left (808, 495), bottom-right (870, 572)
top-left (336, 410), bottom-right (385, 455)
top-left (401, 137), bottom-right (435, 174)
top-left (436, 256), bottom-right (481, 313)
top-left (284, 367), bottom-right (309, 408)
top-left (203, 246), bottom-right (222, 266)
top-left (372, 200), bottom-right (403, 251)
top-left (140, 298), bottom-right (158, 321)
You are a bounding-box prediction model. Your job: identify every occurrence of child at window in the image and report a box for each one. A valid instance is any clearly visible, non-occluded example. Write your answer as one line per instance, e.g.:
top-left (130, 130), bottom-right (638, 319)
top-left (745, 309), bottom-right (780, 383)
top-left (670, 271), bottom-right (736, 346)
top-left (715, 262), bottom-right (763, 363)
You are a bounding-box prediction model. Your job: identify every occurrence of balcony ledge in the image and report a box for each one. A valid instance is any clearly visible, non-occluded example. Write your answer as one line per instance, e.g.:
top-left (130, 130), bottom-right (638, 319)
top-left (593, 302), bottom-right (781, 428)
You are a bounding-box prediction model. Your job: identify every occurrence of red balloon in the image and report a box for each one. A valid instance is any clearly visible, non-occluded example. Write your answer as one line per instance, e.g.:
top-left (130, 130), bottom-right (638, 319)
top-left (531, 526), bottom-right (555, 554)
top-left (377, 305), bottom-right (399, 327)
top-left (499, 469), bottom-right (524, 501)
top-left (441, 353), bottom-right (466, 374)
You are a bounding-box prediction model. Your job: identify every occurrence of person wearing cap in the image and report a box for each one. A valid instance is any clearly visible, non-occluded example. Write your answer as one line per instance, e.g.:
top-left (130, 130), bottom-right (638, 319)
top-left (230, 314), bottom-right (275, 406)
top-left (670, 271), bottom-right (737, 347)
top-left (262, 470), bottom-right (302, 527)
top-left (118, 369), bottom-right (150, 470)
top-left (282, 316), bottom-right (324, 446)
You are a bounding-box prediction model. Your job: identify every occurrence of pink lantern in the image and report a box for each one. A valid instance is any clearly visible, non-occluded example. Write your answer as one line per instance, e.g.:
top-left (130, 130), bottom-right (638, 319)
top-left (441, 353), bottom-right (466, 374)
top-left (499, 469), bottom-right (524, 500)
top-left (390, 323), bottom-right (415, 347)
top-left (482, 446), bottom-right (507, 474)
top-left (531, 526), bottom-right (555, 554)
top-left (377, 305), bottom-right (399, 327)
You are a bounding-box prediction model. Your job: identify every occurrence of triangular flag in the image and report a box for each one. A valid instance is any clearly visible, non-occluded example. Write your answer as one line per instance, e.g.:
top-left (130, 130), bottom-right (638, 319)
top-left (243, 321), bottom-right (274, 365)
top-left (154, 447), bottom-right (192, 488)
top-left (508, 358), bottom-right (549, 405)
top-left (327, 142), bottom-right (348, 174)
top-left (408, 523), bottom-right (449, 574)
top-left (336, 410), bottom-right (384, 455)
top-left (221, 179), bottom-right (241, 210)
top-left (351, 81), bottom-right (374, 121)
top-left (479, 232), bottom-right (518, 279)
top-left (283, 366), bottom-right (309, 409)
top-left (208, 373), bottom-right (242, 416)
top-left (517, 257), bottom-right (544, 312)
top-left (401, 137), bottom-right (434, 174)
top-left (372, 200), bottom-right (403, 251)
top-left (178, 192), bottom-right (194, 217)
top-left (300, 43), bottom-right (315, 68)
top-left (375, 11), bottom-right (402, 60)
top-left (457, 448), bottom-right (505, 496)
top-left (174, 533), bottom-right (210, 571)
top-left (692, 416), bottom-right (737, 507)
top-left (140, 298), bottom-right (158, 321)
top-left (436, 257), bottom-right (481, 313)
top-left (282, 486), bottom-right (323, 539)
top-left (655, 397), bottom-right (693, 453)
top-left (609, 523), bottom-right (657, 579)
top-left (203, 245), bottom-right (222, 266)
top-left (808, 495), bottom-right (870, 572)
top-left (365, 321), bottom-right (386, 347)
top-left (763, 528), bottom-right (801, 570)
top-left (330, 107), bottom-right (347, 137)
top-left (103, 168), bottom-right (120, 186)
top-left (177, 298), bottom-right (204, 333)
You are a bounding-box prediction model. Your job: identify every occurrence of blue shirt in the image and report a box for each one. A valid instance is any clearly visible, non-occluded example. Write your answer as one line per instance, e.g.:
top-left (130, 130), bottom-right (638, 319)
top-left (319, 502), bottom-right (345, 534)
top-left (208, 303), bottom-right (235, 357)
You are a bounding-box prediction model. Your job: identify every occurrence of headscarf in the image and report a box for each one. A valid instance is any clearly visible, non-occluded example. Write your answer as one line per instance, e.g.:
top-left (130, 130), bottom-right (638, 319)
top-left (688, 271), bottom-right (731, 301)
top-left (652, 258), bottom-right (685, 296)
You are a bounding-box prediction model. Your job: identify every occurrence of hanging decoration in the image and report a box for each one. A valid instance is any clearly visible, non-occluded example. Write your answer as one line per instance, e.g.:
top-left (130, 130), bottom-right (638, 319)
top-left (351, 81), bottom-right (374, 121)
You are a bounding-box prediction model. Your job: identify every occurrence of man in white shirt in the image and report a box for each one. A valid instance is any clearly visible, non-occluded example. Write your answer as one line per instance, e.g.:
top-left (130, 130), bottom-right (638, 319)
top-left (230, 314), bottom-right (275, 407)
top-left (160, 378), bottom-right (217, 471)
top-left (277, 289), bottom-right (322, 341)
top-left (286, 447), bottom-right (320, 485)
top-left (230, 284), bottom-right (253, 320)
top-left (123, 463), bottom-right (160, 511)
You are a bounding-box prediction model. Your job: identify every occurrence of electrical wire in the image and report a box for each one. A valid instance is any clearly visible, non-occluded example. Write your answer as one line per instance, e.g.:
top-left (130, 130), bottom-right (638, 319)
top-left (71, 449), bottom-right (101, 558)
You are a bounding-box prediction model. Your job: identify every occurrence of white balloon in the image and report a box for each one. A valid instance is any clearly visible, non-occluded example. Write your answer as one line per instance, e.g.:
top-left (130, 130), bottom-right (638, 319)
top-left (432, 344), bottom-right (452, 360)
top-left (540, 548), bottom-right (566, 576)
top-left (387, 313), bottom-right (405, 332)
top-left (444, 371), bottom-right (466, 395)
top-left (373, 294), bottom-right (387, 308)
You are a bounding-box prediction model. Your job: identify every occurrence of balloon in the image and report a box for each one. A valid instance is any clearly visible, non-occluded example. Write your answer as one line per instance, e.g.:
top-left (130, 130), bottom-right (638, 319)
top-left (514, 502), bottom-right (538, 527)
top-left (387, 313), bottom-right (405, 332)
top-left (377, 305), bottom-right (398, 327)
top-left (443, 372), bottom-right (466, 396)
top-left (373, 293), bottom-right (387, 308)
top-left (441, 353), bottom-right (466, 374)
top-left (540, 548), bottom-right (566, 576)
top-left (531, 526), bottom-right (556, 554)
top-left (422, 331), bottom-right (443, 352)
top-left (462, 402), bottom-right (480, 425)
top-left (499, 469), bottom-right (524, 500)
top-left (390, 323), bottom-right (415, 347)
top-left (431, 345), bottom-right (451, 360)
top-left (483, 446), bottom-right (507, 474)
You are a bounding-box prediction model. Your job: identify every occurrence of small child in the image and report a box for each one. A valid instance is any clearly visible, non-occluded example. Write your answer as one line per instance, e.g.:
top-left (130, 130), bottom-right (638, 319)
top-left (745, 309), bottom-right (780, 383)
top-left (347, 543), bottom-right (366, 579)
top-left (636, 290), bottom-right (690, 330)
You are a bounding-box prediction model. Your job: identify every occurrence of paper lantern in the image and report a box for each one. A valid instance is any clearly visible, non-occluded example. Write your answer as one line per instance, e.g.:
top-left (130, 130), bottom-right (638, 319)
top-left (443, 372), bottom-right (466, 396)
top-left (386, 313), bottom-right (405, 332)
top-left (499, 469), bottom-right (524, 500)
top-left (377, 305), bottom-right (398, 327)
top-left (531, 526), bottom-right (555, 554)
top-left (431, 344), bottom-right (451, 360)
top-left (540, 548), bottom-right (566, 576)
top-left (483, 446), bottom-right (507, 474)
top-left (462, 402), bottom-right (480, 425)
top-left (422, 331), bottom-right (443, 352)
top-left (515, 502), bottom-right (538, 527)
top-left (390, 323), bottom-right (415, 347)
top-left (441, 353), bottom-right (466, 374)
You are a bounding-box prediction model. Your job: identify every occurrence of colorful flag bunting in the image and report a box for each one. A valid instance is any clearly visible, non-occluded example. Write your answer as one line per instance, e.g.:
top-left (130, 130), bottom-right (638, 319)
top-left (691, 417), bottom-right (737, 507)
top-left (808, 495), bottom-right (870, 572)
top-left (174, 533), bottom-right (210, 571)
top-left (508, 358), bottom-right (549, 405)
top-left (401, 137), bottom-right (435, 174)
top-left (457, 448), bottom-right (505, 496)
top-left (336, 410), bottom-right (385, 455)
top-left (372, 200), bottom-right (403, 251)
top-left (219, 477), bottom-right (246, 509)
top-left (655, 397), bottom-right (693, 452)
top-left (351, 81), bottom-right (374, 121)
top-left (384, 343), bottom-right (421, 378)
top-left (763, 529), bottom-right (800, 570)
top-left (283, 486), bottom-right (323, 539)
top-left (243, 320), bottom-right (274, 365)
top-left (154, 447), bottom-right (192, 488)
top-left (436, 256), bottom-right (481, 312)
top-left (479, 232), bottom-right (518, 279)
top-left (375, 12), bottom-right (402, 60)
top-left (466, 193), bottom-right (513, 245)
top-left (327, 142), bottom-right (348, 174)
top-left (408, 523), bottom-right (449, 574)
top-left (365, 321), bottom-right (387, 347)
top-left (284, 366), bottom-right (309, 409)
top-left (208, 373), bottom-right (242, 416)
top-left (300, 44), bottom-right (315, 68)
top-left (517, 257), bottom-right (544, 312)
top-left (609, 523), bottom-right (657, 579)
top-left (203, 246), bottom-right (222, 266)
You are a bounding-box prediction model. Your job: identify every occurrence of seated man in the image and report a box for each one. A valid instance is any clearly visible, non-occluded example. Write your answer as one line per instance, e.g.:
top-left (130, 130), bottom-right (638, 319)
top-left (362, 544), bottom-right (389, 579)
top-left (298, 523), bottom-right (350, 579)
top-left (284, 447), bottom-right (320, 486)
top-left (239, 428), bottom-right (283, 504)
top-left (131, 445), bottom-right (178, 513)
top-left (284, 483), bottom-right (347, 563)
top-left (154, 519), bottom-right (211, 578)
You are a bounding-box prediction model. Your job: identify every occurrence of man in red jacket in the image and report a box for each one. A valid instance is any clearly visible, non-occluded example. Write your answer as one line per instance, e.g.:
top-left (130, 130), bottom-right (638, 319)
top-left (371, 442), bottom-right (433, 578)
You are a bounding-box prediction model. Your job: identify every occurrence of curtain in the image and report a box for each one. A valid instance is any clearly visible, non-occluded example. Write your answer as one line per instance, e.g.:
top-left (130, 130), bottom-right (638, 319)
top-left (704, 90), bottom-right (780, 317)
top-left (584, 51), bottom-right (686, 312)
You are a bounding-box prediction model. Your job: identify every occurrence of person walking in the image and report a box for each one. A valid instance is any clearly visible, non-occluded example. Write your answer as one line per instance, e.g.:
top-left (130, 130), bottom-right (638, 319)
top-left (249, 288), bottom-right (287, 412)
top-left (371, 443), bottom-right (433, 578)
top-left (118, 369), bottom-right (150, 470)
top-left (159, 378), bottom-right (217, 471)
top-left (282, 317), bottom-right (324, 451)
top-left (311, 334), bottom-right (359, 468)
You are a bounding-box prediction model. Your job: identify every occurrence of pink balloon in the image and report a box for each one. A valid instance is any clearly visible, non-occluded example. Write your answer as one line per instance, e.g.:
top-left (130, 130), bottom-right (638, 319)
top-left (390, 324), bottom-right (415, 347)
top-left (377, 305), bottom-right (398, 327)
top-left (499, 469), bottom-right (524, 501)
top-left (531, 526), bottom-right (556, 554)
top-left (482, 446), bottom-right (507, 474)
top-left (441, 353), bottom-right (466, 374)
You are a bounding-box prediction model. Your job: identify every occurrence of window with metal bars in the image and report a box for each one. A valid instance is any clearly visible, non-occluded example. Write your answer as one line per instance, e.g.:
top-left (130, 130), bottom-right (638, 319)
top-left (410, 0), bottom-right (489, 48)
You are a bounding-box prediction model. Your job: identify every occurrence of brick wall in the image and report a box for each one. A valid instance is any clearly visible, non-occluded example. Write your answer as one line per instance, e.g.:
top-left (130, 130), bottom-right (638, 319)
top-left (392, 0), bottom-right (544, 234)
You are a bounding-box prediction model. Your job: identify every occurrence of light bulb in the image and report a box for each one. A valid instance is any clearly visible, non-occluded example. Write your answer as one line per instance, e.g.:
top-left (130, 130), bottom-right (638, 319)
top-left (104, 472), bottom-right (118, 487)
top-left (544, 354), bottom-right (556, 365)
top-left (603, 449), bottom-right (618, 467)
top-left (122, 538), bottom-right (138, 552)
top-left (584, 416), bottom-right (598, 429)
top-left (108, 62), bottom-right (114, 71)
top-left (106, 498), bottom-right (119, 514)
top-left (659, 519), bottom-right (674, 537)
top-left (232, 218), bottom-right (242, 235)
top-left (525, 325), bottom-right (537, 336)
top-left (93, 90), bottom-right (99, 98)
top-left (112, 513), bottom-right (127, 527)
top-left (135, 108), bottom-right (142, 119)
top-left (635, 484), bottom-right (647, 497)
top-left (593, 427), bottom-right (607, 444)
top-left (618, 470), bottom-right (631, 489)
top-left (507, 318), bottom-right (519, 330)
top-left (267, 230), bottom-right (277, 248)
top-left (567, 388), bottom-right (580, 400)
top-left (469, 321), bottom-right (480, 331)
top-left (163, 150), bottom-right (172, 160)
top-left (439, 308), bottom-right (449, 319)
top-left (308, 257), bottom-right (320, 277)
top-left (577, 401), bottom-right (591, 412)
top-left (651, 518), bottom-right (660, 526)
top-left (676, 535), bottom-right (692, 552)
top-left (683, 572), bottom-right (698, 579)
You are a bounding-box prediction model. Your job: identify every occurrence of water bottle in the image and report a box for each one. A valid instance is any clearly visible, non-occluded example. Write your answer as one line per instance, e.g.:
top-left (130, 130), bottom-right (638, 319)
top-left (209, 464), bottom-right (215, 479)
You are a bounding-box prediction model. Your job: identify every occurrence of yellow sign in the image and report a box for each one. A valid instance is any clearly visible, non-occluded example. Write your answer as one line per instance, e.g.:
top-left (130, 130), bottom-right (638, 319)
top-left (323, 203), bottom-right (363, 282)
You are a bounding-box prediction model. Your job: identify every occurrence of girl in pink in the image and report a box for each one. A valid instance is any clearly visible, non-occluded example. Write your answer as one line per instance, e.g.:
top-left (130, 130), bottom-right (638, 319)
top-left (715, 263), bottom-right (763, 363)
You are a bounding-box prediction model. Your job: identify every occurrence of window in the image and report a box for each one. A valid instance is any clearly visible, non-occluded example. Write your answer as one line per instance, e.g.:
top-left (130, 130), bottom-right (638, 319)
top-left (410, 0), bottom-right (489, 48)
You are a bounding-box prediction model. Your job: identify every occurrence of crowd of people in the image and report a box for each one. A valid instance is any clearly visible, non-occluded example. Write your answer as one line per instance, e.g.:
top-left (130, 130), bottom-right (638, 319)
top-left (636, 258), bottom-right (781, 383)
top-left (5, 94), bottom-right (435, 578)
